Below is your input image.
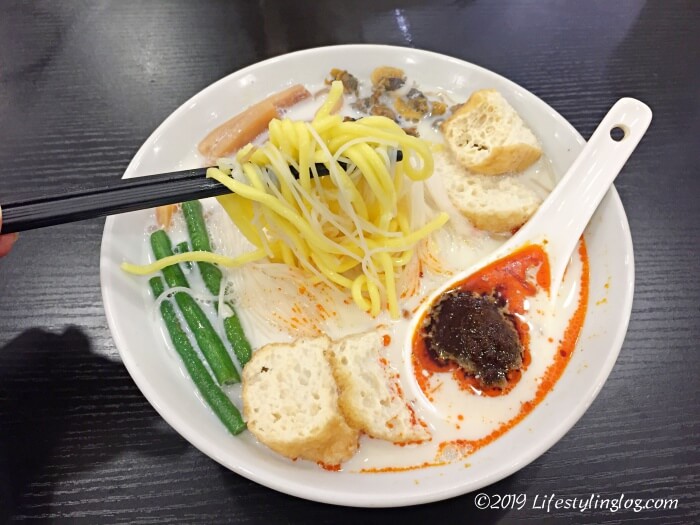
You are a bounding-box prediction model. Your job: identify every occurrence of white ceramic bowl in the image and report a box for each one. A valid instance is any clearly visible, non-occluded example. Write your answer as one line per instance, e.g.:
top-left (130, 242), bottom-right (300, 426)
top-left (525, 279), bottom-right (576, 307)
top-left (100, 45), bottom-right (633, 507)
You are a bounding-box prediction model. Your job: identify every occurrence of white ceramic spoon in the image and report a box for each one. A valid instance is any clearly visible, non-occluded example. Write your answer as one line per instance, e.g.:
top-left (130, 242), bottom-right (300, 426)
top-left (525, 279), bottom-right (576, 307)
top-left (431, 97), bottom-right (652, 306)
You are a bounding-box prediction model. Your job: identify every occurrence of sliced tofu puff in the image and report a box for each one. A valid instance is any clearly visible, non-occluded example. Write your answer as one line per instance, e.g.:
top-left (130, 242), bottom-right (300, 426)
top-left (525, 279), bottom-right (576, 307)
top-left (443, 89), bottom-right (542, 176)
top-left (242, 336), bottom-right (359, 466)
top-left (325, 331), bottom-right (431, 444)
top-left (434, 151), bottom-right (541, 234)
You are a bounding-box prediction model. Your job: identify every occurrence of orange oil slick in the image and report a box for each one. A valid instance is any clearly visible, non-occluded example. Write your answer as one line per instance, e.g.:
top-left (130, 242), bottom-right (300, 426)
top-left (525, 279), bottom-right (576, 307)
top-left (360, 461), bottom-right (449, 474)
top-left (318, 462), bottom-right (342, 472)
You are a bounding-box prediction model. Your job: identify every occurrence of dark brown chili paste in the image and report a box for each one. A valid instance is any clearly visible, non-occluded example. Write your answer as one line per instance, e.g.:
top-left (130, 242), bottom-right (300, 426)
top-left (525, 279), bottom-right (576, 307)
top-left (413, 245), bottom-right (551, 397)
top-left (421, 290), bottom-right (522, 388)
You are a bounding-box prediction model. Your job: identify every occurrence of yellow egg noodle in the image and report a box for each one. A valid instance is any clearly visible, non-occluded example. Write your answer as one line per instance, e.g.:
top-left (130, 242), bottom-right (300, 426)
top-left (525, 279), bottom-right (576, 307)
top-left (122, 81), bottom-right (449, 319)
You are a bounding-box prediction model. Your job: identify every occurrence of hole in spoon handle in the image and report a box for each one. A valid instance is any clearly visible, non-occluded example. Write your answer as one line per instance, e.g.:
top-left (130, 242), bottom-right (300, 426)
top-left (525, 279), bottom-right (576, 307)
top-left (609, 126), bottom-right (627, 141)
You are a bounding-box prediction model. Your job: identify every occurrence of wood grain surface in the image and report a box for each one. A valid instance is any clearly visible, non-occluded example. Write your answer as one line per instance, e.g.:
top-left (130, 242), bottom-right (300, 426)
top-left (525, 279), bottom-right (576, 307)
top-left (0, 0), bottom-right (698, 523)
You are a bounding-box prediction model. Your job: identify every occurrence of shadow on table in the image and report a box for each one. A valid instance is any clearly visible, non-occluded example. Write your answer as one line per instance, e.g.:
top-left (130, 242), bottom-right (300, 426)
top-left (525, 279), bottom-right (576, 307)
top-left (0, 327), bottom-right (187, 521)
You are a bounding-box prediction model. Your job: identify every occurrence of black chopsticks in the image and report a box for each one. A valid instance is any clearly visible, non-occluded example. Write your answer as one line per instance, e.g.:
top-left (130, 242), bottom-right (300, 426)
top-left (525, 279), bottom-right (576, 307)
top-left (0, 151), bottom-right (404, 234)
top-left (0, 168), bottom-right (219, 234)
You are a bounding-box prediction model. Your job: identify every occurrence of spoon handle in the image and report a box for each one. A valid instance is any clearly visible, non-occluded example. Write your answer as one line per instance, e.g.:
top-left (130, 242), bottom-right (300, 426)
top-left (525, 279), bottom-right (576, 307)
top-left (513, 98), bottom-right (652, 296)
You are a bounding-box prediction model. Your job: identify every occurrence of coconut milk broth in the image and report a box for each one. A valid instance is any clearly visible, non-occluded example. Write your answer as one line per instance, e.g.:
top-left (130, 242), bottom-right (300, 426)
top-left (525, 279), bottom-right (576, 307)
top-left (142, 78), bottom-right (580, 471)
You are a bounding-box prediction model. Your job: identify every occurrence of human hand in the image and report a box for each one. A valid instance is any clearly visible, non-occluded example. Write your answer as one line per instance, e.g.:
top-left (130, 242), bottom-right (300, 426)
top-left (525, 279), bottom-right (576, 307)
top-left (0, 214), bottom-right (19, 257)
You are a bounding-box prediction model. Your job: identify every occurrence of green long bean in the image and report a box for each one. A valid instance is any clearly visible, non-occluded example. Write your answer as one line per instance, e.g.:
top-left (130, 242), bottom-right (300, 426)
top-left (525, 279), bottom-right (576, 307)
top-left (182, 200), bottom-right (223, 295)
top-left (150, 229), bottom-right (239, 384)
top-left (174, 240), bottom-right (193, 270)
top-left (149, 277), bottom-right (245, 435)
top-left (224, 304), bottom-right (252, 366)
top-left (182, 200), bottom-right (253, 365)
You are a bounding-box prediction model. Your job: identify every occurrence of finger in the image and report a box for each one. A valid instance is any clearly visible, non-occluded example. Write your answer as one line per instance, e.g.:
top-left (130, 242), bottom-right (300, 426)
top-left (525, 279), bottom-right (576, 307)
top-left (0, 233), bottom-right (18, 257)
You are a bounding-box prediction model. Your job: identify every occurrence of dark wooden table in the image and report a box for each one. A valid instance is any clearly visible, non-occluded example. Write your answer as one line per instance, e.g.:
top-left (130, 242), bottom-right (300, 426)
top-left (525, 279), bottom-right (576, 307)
top-left (1, 1), bottom-right (698, 522)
